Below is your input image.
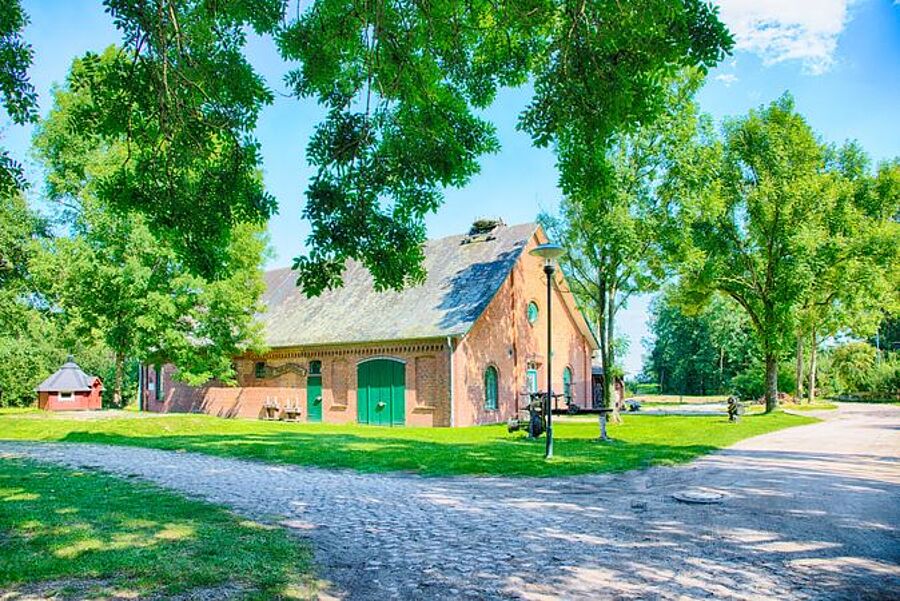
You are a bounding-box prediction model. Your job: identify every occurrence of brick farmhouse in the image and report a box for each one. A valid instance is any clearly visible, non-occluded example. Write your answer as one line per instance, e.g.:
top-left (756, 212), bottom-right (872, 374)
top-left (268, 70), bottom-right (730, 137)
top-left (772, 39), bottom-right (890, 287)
top-left (141, 221), bottom-right (599, 427)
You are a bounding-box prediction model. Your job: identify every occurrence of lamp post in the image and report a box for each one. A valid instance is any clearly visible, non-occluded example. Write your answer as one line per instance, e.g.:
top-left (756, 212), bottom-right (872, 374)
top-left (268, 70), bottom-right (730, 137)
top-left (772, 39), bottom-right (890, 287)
top-left (529, 242), bottom-right (565, 459)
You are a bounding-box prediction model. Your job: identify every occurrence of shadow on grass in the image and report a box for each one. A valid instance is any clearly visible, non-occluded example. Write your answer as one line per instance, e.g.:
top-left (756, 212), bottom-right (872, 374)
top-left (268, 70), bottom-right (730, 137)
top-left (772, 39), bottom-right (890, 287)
top-left (0, 458), bottom-right (314, 598)
top-left (55, 429), bottom-right (721, 477)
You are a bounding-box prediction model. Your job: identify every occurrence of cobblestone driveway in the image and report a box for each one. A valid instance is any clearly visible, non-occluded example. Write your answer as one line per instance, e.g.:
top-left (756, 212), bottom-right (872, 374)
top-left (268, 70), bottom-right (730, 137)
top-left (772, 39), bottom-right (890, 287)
top-left (3, 403), bottom-right (898, 600)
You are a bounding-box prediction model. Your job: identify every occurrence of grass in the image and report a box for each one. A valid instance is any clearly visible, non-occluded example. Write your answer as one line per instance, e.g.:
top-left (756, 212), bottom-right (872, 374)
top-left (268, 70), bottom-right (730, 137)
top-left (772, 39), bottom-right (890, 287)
top-left (0, 458), bottom-right (315, 600)
top-left (0, 411), bottom-right (816, 477)
top-left (780, 401), bottom-right (838, 411)
top-left (0, 406), bottom-right (42, 415)
top-left (628, 394), bottom-right (729, 405)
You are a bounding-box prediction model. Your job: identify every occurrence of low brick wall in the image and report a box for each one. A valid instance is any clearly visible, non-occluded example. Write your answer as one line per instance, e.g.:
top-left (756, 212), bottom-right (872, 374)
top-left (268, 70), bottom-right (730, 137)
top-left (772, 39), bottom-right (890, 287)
top-left (144, 339), bottom-right (453, 426)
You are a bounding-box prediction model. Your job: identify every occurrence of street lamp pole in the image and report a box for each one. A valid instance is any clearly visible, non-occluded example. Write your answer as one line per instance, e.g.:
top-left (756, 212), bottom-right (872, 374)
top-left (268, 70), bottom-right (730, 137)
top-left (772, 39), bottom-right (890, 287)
top-left (529, 242), bottom-right (565, 461)
top-left (544, 261), bottom-right (554, 459)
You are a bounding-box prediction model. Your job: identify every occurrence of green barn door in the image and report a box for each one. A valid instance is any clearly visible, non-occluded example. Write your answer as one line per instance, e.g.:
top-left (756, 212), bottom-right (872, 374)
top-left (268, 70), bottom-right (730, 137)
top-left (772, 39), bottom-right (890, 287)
top-left (356, 359), bottom-right (405, 426)
top-left (307, 360), bottom-right (322, 422)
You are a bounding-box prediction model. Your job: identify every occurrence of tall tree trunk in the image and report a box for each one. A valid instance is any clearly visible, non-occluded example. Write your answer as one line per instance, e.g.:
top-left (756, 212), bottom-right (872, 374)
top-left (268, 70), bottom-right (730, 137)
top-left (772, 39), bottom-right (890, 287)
top-left (764, 351), bottom-right (778, 413)
top-left (596, 277), bottom-right (609, 410)
top-left (113, 352), bottom-right (125, 408)
top-left (794, 332), bottom-right (804, 403)
top-left (607, 285), bottom-right (623, 424)
top-left (719, 347), bottom-right (725, 392)
top-left (807, 329), bottom-right (818, 404)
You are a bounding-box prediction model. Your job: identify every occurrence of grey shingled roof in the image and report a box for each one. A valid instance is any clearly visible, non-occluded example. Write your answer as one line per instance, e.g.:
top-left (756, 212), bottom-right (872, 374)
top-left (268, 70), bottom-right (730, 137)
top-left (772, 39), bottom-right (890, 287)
top-left (261, 222), bottom-right (538, 347)
top-left (36, 358), bottom-right (99, 392)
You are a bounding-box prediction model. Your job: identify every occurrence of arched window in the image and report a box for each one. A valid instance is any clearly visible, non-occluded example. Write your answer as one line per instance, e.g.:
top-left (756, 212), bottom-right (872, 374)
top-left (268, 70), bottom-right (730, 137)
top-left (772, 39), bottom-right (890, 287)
top-left (563, 367), bottom-right (573, 404)
top-left (484, 366), bottom-right (499, 410)
top-left (254, 361), bottom-right (266, 379)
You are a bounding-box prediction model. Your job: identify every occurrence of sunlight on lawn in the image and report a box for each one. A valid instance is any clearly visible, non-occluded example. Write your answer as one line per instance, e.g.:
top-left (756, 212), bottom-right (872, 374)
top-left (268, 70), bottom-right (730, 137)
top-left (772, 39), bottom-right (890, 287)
top-left (0, 411), bottom-right (816, 477)
top-left (0, 458), bottom-right (315, 598)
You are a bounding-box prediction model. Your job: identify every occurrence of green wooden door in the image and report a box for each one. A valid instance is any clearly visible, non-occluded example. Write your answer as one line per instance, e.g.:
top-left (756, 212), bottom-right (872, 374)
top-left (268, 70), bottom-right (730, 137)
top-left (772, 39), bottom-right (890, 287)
top-left (307, 361), bottom-right (322, 422)
top-left (356, 359), bottom-right (405, 426)
top-left (307, 375), bottom-right (322, 422)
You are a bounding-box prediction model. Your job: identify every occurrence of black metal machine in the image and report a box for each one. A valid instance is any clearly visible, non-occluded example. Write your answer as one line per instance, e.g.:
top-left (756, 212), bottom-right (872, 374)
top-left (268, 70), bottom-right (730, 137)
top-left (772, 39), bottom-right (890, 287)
top-left (508, 392), bottom-right (548, 438)
top-left (727, 395), bottom-right (745, 422)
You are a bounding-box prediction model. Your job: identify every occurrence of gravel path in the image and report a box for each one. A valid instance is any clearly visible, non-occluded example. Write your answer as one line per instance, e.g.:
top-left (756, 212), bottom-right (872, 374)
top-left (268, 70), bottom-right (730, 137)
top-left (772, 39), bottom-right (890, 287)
top-left (2, 403), bottom-right (898, 600)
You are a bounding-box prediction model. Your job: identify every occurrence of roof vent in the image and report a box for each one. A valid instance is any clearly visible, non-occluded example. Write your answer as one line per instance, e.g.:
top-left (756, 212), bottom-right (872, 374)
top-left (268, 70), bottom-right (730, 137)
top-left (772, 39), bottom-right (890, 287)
top-left (462, 218), bottom-right (505, 244)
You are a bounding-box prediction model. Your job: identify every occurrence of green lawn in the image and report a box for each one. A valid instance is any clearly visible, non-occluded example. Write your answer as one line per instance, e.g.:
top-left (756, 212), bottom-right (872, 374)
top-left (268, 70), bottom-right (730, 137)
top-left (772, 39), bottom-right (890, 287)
top-left (0, 410), bottom-right (816, 477)
top-left (0, 457), bottom-right (315, 600)
top-left (780, 401), bottom-right (839, 411)
top-left (629, 394), bottom-right (729, 405)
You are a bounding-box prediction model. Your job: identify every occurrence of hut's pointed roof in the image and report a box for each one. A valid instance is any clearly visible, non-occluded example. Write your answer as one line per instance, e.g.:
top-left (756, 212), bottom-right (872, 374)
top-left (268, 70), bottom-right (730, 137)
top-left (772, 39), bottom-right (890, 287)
top-left (36, 357), bottom-right (100, 392)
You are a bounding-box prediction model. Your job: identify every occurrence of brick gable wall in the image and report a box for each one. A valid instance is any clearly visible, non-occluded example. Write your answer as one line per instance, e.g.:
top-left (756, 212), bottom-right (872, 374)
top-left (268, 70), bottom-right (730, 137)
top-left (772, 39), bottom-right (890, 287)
top-left (452, 230), bottom-right (593, 426)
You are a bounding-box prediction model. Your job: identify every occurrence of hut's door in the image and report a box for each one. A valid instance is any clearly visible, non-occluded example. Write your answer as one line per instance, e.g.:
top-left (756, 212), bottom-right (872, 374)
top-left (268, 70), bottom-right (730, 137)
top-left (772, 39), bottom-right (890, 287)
top-left (357, 359), bottom-right (405, 426)
top-left (307, 361), bottom-right (322, 422)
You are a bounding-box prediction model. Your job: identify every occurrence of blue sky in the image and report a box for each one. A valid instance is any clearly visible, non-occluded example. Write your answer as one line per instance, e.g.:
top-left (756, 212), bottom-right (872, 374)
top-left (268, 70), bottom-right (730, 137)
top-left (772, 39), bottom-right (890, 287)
top-left (6, 1), bottom-right (899, 375)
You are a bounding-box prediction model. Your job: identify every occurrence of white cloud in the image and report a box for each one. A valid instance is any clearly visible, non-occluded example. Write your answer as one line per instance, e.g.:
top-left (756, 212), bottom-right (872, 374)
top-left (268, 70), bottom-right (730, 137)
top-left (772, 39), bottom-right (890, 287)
top-left (716, 0), bottom-right (853, 74)
top-left (714, 73), bottom-right (739, 86)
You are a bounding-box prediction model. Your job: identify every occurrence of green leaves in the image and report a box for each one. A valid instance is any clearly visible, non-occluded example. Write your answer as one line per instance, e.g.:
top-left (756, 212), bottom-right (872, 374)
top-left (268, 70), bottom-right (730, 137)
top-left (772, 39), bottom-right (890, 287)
top-left (0, 0), bottom-right (38, 196)
top-left (520, 0), bottom-right (732, 199)
top-left (31, 50), bottom-right (271, 395)
top-left (279, 0), bottom-right (532, 293)
top-left (664, 94), bottom-right (900, 407)
top-left (279, 0), bottom-right (732, 295)
top-left (645, 290), bottom-right (754, 395)
top-left (53, 1), bottom-right (283, 279)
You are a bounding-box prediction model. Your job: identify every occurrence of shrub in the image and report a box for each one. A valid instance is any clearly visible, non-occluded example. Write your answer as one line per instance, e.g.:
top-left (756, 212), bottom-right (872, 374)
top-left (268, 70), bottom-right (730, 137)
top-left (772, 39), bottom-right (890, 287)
top-left (729, 361), bottom-right (795, 401)
top-left (829, 342), bottom-right (877, 394)
top-left (633, 382), bottom-right (660, 395)
top-left (862, 358), bottom-right (900, 398)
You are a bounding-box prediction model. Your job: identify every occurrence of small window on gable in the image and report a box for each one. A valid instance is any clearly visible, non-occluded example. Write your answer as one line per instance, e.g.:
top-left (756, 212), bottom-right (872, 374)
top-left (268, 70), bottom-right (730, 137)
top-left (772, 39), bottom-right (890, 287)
top-left (484, 366), bottom-right (499, 410)
top-left (254, 361), bottom-right (266, 379)
top-left (527, 301), bottom-right (539, 325)
top-left (309, 360), bottom-right (322, 376)
top-left (58, 391), bottom-right (73, 402)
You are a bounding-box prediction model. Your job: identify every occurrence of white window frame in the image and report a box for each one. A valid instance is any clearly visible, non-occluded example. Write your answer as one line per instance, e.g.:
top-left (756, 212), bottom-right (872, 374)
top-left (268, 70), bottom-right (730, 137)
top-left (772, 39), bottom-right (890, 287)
top-left (58, 391), bottom-right (74, 402)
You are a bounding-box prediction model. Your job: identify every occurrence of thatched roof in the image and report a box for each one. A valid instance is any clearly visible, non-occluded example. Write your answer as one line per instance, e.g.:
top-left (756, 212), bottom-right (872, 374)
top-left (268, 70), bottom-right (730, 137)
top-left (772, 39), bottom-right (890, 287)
top-left (260, 222), bottom-right (538, 347)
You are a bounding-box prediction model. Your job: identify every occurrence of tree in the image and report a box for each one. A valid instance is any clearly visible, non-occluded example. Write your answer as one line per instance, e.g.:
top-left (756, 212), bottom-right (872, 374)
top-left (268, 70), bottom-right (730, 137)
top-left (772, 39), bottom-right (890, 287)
top-left (644, 290), bottom-right (754, 396)
top-left (278, 0), bottom-right (732, 295)
top-left (829, 342), bottom-right (877, 394)
top-left (664, 95), bottom-right (835, 413)
top-left (57, 2), bottom-right (282, 278)
top-left (0, 0), bottom-right (38, 195)
top-left (33, 52), bottom-right (269, 405)
top-left (796, 154), bottom-right (900, 402)
top-left (0, 193), bottom-right (49, 405)
top-left (541, 69), bottom-right (707, 411)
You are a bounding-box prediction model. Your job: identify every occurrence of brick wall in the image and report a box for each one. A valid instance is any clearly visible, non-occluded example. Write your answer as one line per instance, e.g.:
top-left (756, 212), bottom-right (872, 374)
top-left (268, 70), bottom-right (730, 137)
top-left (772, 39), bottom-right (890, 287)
top-left (37, 385), bottom-right (102, 411)
top-left (145, 340), bottom-right (453, 426)
top-left (453, 229), bottom-right (594, 426)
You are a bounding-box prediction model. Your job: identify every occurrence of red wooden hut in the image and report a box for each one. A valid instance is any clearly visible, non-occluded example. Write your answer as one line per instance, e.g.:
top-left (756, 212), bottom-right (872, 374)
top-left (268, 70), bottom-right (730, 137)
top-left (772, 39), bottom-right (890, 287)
top-left (36, 356), bottom-right (103, 411)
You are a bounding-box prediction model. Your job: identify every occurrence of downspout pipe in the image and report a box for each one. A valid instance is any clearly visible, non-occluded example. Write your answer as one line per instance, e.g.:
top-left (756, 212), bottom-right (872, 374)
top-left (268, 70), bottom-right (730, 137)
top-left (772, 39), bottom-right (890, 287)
top-left (447, 336), bottom-right (455, 427)
top-left (137, 363), bottom-right (143, 412)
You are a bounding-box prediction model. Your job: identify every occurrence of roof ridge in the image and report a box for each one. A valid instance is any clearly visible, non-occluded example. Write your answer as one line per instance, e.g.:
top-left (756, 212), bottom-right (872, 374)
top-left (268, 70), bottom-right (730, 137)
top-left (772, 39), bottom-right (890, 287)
top-left (261, 222), bottom-right (538, 276)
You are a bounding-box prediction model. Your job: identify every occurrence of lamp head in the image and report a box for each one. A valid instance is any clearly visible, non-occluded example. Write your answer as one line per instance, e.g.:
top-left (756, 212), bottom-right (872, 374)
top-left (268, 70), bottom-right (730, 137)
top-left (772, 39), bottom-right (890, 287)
top-left (529, 242), bottom-right (565, 265)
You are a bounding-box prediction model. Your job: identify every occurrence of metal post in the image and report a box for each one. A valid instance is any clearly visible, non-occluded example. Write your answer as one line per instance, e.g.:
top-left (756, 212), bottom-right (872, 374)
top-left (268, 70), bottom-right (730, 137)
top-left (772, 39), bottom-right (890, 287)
top-left (545, 263), bottom-right (554, 459)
